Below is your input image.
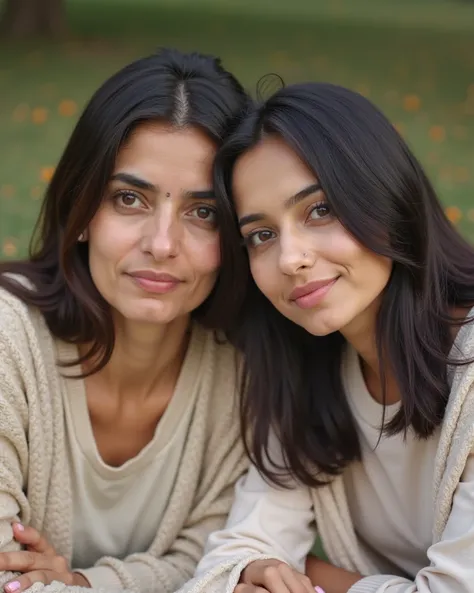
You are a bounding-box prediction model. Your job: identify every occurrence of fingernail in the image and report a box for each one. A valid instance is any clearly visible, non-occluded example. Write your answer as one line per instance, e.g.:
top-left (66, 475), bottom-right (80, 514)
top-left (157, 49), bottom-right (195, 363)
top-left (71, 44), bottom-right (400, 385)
top-left (5, 581), bottom-right (21, 592)
top-left (314, 588), bottom-right (325, 593)
top-left (13, 523), bottom-right (24, 532)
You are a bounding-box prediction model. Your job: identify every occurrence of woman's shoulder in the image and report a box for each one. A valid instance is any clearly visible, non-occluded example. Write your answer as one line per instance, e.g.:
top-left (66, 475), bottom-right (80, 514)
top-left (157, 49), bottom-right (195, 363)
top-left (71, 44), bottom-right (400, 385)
top-left (451, 308), bottom-right (474, 362)
top-left (0, 273), bottom-right (53, 360)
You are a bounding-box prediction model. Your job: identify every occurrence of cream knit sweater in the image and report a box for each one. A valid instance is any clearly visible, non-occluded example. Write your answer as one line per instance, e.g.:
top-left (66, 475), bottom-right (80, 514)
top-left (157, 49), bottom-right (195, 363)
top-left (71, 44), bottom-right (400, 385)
top-left (0, 284), bottom-right (247, 593)
top-left (177, 317), bottom-right (474, 593)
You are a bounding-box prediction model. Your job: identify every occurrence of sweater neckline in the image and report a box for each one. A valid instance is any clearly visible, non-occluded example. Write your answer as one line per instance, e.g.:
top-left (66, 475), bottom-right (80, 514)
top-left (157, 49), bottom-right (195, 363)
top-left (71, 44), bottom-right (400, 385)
top-left (55, 322), bottom-right (208, 478)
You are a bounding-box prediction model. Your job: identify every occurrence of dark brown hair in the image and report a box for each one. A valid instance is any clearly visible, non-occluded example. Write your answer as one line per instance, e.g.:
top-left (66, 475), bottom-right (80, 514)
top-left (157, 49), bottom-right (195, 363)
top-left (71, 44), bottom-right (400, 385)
top-left (0, 48), bottom-right (250, 374)
top-left (215, 82), bottom-right (474, 487)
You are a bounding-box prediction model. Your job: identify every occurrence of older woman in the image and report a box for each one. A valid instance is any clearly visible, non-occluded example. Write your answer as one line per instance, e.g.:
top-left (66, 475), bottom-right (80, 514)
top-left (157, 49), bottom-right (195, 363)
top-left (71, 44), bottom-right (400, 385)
top-left (0, 48), bottom-right (250, 593)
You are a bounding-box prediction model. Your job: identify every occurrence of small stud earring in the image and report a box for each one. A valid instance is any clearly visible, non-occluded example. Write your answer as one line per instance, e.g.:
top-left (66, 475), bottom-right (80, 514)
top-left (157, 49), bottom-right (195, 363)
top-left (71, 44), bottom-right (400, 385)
top-left (78, 232), bottom-right (85, 242)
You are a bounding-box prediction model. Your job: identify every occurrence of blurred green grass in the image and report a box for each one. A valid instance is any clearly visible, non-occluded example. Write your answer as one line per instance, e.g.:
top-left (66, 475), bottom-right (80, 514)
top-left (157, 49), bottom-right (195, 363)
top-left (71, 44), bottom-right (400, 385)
top-left (0, 0), bottom-right (473, 257)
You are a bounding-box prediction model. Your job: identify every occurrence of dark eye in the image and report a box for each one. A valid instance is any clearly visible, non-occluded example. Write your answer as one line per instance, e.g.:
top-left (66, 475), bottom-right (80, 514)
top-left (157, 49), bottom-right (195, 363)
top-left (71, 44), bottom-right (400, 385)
top-left (115, 191), bottom-right (144, 209)
top-left (308, 202), bottom-right (331, 220)
top-left (246, 229), bottom-right (276, 248)
top-left (189, 206), bottom-right (217, 223)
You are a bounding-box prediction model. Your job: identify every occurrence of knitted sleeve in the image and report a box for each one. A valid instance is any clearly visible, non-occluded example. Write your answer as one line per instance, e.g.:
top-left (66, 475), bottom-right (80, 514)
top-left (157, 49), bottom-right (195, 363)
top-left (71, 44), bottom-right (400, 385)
top-left (0, 309), bottom-right (36, 589)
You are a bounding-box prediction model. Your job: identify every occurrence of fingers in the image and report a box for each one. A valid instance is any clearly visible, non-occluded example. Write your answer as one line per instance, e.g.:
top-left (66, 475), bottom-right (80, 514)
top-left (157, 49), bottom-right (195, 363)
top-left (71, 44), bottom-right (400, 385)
top-left (7, 572), bottom-right (50, 593)
top-left (11, 524), bottom-right (55, 555)
top-left (0, 551), bottom-right (69, 574)
top-left (260, 563), bottom-right (312, 593)
top-left (4, 571), bottom-right (51, 593)
top-left (243, 560), bottom-right (314, 593)
top-left (235, 585), bottom-right (268, 593)
top-left (279, 564), bottom-right (314, 593)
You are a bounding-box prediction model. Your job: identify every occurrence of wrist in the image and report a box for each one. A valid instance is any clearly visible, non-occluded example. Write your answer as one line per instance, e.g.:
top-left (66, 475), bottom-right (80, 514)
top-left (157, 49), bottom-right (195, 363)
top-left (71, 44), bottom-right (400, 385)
top-left (73, 572), bottom-right (91, 588)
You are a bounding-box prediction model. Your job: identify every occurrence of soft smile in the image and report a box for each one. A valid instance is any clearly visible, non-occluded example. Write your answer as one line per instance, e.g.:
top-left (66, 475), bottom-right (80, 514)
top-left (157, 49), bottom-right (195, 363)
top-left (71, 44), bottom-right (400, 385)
top-left (127, 270), bottom-right (182, 295)
top-left (289, 277), bottom-right (338, 309)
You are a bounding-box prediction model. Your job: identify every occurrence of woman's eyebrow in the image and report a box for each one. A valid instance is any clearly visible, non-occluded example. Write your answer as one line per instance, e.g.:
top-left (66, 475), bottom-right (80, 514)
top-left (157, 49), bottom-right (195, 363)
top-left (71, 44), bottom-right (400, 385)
top-left (239, 183), bottom-right (322, 229)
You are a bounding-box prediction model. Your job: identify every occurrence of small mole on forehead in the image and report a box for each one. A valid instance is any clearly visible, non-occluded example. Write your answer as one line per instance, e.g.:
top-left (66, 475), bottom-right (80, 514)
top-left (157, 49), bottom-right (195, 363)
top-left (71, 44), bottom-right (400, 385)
top-left (165, 192), bottom-right (171, 197)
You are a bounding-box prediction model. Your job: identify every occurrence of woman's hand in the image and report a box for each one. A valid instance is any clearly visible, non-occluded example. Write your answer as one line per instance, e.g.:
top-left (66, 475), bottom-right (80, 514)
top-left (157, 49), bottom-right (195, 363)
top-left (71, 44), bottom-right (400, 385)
top-left (0, 523), bottom-right (90, 592)
top-left (235, 559), bottom-right (316, 593)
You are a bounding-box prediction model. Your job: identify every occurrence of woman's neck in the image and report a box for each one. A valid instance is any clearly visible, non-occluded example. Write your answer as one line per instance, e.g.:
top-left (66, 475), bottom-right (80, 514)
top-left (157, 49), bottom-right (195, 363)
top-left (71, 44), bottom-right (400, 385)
top-left (341, 299), bottom-right (400, 405)
top-left (81, 314), bottom-right (191, 402)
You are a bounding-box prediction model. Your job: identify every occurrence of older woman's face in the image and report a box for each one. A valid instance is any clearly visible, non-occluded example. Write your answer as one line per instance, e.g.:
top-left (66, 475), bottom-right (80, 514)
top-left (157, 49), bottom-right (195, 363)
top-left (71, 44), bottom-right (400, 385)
top-left (85, 122), bottom-right (220, 325)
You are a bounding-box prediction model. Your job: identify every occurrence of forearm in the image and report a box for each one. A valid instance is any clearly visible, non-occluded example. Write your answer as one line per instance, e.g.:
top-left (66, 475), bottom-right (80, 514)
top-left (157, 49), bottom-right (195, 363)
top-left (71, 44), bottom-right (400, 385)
top-left (76, 553), bottom-right (195, 593)
top-left (306, 556), bottom-right (363, 593)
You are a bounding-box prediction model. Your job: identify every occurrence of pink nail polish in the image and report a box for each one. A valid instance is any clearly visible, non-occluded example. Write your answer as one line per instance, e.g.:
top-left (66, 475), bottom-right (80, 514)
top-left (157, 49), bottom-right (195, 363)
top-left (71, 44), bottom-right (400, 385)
top-left (6, 581), bottom-right (21, 592)
top-left (14, 523), bottom-right (24, 532)
top-left (314, 587), bottom-right (326, 593)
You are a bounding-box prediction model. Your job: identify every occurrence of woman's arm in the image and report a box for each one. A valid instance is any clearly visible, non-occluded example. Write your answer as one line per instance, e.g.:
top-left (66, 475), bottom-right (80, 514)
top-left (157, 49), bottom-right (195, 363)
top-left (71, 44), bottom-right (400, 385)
top-left (0, 321), bottom-right (35, 590)
top-left (195, 465), bottom-right (316, 578)
top-left (172, 457), bottom-right (317, 593)
top-left (307, 449), bottom-right (474, 593)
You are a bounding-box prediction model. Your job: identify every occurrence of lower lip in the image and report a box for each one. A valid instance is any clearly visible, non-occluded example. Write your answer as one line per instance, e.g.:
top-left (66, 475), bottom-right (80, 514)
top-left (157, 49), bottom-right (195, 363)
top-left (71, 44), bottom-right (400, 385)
top-left (130, 275), bottom-right (180, 294)
top-left (293, 278), bottom-right (338, 309)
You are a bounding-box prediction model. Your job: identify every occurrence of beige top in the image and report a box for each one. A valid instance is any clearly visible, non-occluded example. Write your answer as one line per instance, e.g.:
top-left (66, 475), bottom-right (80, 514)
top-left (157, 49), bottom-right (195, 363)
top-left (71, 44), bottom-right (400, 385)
top-left (0, 280), bottom-right (247, 593)
top-left (342, 344), bottom-right (443, 578)
top-left (179, 315), bottom-right (474, 593)
top-left (62, 347), bottom-right (196, 572)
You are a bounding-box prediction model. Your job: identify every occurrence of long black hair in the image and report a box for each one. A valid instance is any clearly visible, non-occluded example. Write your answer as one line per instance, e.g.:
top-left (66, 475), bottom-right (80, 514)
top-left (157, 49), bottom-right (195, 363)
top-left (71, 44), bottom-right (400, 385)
top-left (215, 82), bottom-right (474, 487)
top-left (0, 48), bottom-right (251, 374)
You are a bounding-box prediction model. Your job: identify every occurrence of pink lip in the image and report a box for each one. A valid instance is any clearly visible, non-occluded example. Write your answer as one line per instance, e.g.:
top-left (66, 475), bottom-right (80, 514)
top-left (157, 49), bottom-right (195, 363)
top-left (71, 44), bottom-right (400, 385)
top-left (127, 270), bottom-right (182, 294)
top-left (290, 277), bottom-right (338, 309)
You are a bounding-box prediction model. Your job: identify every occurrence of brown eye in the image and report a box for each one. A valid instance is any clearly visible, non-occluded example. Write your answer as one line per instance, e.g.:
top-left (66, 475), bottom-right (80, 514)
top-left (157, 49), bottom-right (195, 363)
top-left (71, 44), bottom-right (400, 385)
top-left (114, 191), bottom-right (144, 209)
top-left (188, 206), bottom-right (217, 224)
top-left (308, 202), bottom-right (331, 220)
top-left (197, 207), bottom-right (213, 219)
top-left (246, 229), bottom-right (276, 248)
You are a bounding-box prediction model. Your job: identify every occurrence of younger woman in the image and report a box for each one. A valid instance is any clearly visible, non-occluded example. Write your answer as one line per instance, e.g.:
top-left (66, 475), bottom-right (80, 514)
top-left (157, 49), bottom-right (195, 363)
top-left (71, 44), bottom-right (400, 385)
top-left (187, 82), bottom-right (474, 593)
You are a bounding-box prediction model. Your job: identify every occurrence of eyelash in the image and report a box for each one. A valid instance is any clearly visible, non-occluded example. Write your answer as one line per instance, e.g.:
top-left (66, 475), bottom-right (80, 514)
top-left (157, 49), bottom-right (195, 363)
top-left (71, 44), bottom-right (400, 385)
top-left (113, 190), bottom-right (145, 209)
top-left (186, 205), bottom-right (218, 225)
top-left (243, 200), bottom-right (332, 249)
top-left (308, 200), bottom-right (331, 220)
top-left (112, 192), bottom-right (217, 225)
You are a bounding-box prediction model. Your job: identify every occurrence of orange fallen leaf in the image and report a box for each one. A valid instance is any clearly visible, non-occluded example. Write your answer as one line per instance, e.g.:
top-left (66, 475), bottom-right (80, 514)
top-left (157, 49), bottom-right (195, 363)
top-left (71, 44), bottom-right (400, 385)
top-left (32, 107), bottom-right (48, 124)
top-left (2, 239), bottom-right (18, 257)
top-left (429, 126), bottom-right (446, 143)
top-left (445, 206), bottom-right (462, 224)
top-left (40, 166), bottom-right (55, 182)
top-left (58, 99), bottom-right (78, 117)
top-left (403, 94), bottom-right (421, 112)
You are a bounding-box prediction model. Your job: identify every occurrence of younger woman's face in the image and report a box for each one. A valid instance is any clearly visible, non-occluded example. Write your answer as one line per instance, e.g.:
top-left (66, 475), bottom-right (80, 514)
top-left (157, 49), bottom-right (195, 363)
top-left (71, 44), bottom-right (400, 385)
top-left (232, 135), bottom-right (392, 338)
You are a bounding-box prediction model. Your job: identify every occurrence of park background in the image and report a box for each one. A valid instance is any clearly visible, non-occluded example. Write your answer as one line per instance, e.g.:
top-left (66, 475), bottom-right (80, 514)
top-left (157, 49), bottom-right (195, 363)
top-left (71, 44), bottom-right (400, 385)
top-left (0, 0), bottom-right (473, 258)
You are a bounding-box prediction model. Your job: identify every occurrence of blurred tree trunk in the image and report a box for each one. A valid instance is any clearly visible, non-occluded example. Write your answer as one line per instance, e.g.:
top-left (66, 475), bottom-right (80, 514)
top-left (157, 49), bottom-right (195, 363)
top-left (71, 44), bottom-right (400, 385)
top-left (0, 0), bottom-right (67, 39)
